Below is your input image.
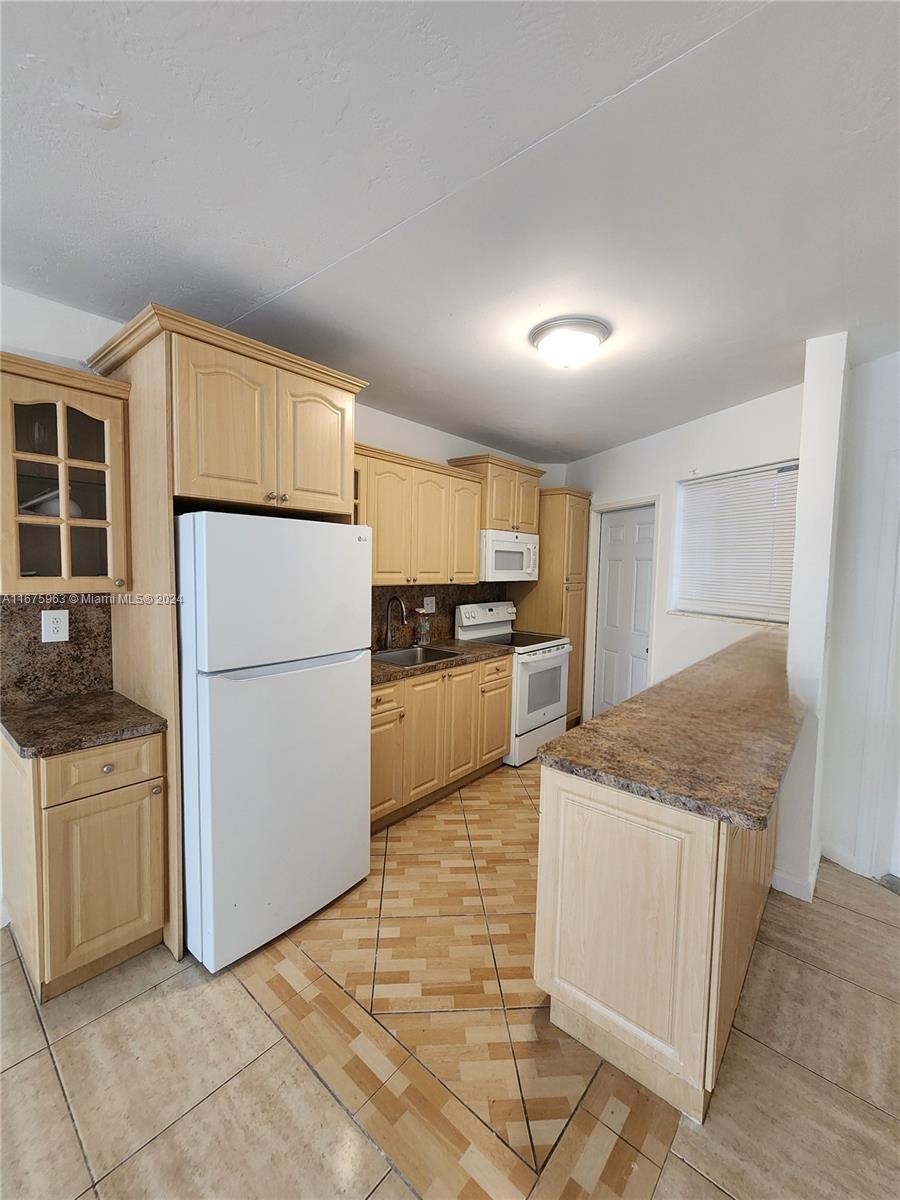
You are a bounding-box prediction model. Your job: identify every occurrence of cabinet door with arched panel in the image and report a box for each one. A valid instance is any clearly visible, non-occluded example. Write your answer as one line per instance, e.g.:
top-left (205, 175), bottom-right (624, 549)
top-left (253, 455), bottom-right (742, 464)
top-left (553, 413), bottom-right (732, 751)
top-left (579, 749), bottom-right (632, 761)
top-left (172, 335), bottom-right (277, 505)
top-left (1, 366), bottom-right (128, 594)
top-left (276, 370), bottom-right (354, 514)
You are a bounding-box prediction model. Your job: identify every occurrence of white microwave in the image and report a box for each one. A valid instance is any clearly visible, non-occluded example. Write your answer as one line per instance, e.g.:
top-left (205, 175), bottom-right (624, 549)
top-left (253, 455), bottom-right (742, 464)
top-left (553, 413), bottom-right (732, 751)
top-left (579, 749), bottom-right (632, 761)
top-left (480, 529), bottom-right (539, 581)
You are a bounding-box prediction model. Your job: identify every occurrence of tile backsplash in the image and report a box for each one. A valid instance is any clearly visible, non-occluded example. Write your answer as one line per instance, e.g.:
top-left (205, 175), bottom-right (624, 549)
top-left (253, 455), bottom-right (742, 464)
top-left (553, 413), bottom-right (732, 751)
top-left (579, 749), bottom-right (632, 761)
top-left (372, 584), bottom-right (507, 651)
top-left (0, 596), bottom-right (113, 708)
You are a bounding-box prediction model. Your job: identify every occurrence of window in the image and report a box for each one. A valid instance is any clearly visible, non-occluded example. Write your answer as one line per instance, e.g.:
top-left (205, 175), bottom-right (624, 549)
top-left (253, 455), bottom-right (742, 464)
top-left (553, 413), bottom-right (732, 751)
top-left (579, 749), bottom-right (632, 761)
top-left (674, 461), bottom-right (799, 622)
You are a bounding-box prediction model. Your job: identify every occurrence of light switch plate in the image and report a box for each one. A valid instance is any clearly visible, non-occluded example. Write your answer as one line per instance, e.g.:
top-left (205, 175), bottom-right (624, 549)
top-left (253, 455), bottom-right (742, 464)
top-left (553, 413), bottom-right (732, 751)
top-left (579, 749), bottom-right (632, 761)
top-left (41, 609), bottom-right (69, 642)
top-left (422, 595), bottom-right (436, 614)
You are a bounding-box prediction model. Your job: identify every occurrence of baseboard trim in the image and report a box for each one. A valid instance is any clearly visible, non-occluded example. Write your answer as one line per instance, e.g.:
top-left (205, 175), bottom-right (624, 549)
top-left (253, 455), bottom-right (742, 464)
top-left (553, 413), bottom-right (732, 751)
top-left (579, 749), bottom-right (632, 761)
top-left (771, 867), bottom-right (816, 902)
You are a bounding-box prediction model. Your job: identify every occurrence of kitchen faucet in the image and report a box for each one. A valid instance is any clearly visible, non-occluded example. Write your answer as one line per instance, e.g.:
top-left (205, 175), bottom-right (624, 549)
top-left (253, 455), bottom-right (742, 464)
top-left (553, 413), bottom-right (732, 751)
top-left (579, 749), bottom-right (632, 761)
top-left (384, 595), bottom-right (408, 649)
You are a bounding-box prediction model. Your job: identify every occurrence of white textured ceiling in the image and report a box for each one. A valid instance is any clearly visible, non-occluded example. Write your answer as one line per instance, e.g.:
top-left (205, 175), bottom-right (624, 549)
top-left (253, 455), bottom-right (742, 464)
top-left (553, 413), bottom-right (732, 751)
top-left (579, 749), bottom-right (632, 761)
top-left (3, 1), bottom-right (898, 460)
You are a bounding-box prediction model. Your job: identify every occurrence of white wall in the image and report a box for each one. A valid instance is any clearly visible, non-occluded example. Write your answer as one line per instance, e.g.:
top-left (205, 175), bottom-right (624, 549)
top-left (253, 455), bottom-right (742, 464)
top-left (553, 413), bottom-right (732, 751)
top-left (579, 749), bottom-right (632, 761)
top-left (819, 351), bottom-right (900, 877)
top-left (1, 285), bottom-right (120, 367)
top-left (565, 384), bottom-right (803, 685)
top-left (355, 404), bottom-right (562, 481)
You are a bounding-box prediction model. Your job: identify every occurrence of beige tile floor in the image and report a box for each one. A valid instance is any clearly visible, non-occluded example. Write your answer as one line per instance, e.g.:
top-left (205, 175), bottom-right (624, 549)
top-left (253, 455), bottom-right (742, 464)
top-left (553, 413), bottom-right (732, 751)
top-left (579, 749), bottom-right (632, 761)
top-left (2, 759), bottom-right (898, 1199)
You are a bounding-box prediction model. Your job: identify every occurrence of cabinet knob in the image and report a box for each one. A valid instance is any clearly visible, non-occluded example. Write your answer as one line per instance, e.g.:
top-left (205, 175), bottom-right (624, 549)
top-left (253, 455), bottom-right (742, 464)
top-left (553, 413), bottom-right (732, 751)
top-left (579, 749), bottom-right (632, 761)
top-left (279, 493), bottom-right (289, 502)
top-left (399, 710), bottom-right (405, 720)
top-left (375, 696), bottom-right (384, 704)
top-left (413, 576), bottom-right (418, 583)
top-left (114, 579), bottom-right (125, 588)
top-left (151, 785), bottom-right (162, 795)
top-left (101, 763), bottom-right (114, 774)
top-left (449, 576), bottom-right (454, 582)
top-left (406, 577), bottom-right (411, 583)
top-left (265, 492), bottom-right (277, 501)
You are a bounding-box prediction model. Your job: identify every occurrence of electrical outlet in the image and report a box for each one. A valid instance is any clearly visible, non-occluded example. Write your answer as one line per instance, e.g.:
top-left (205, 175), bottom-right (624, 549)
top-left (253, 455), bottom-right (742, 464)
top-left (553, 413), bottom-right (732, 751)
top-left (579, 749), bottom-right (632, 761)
top-left (41, 609), bottom-right (69, 643)
top-left (423, 595), bottom-right (436, 614)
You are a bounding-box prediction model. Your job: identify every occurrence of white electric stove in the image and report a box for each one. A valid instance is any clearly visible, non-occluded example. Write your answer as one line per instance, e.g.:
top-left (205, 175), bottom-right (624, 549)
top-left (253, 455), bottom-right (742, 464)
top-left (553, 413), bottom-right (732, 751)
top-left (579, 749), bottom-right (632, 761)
top-left (454, 602), bottom-right (572, 765)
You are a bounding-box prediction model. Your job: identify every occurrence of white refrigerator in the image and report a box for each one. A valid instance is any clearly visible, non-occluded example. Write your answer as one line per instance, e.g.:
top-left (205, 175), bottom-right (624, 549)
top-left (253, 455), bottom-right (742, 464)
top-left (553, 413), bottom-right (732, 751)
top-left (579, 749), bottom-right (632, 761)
top-left (178, 511), bottom-right (371, 972)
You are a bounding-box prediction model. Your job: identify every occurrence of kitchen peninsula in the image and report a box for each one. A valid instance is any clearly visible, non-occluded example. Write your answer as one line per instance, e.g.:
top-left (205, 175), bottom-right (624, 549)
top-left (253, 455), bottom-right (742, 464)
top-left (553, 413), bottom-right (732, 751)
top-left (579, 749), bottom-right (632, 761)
top-left (534, 629), bottom-right (803, 1120)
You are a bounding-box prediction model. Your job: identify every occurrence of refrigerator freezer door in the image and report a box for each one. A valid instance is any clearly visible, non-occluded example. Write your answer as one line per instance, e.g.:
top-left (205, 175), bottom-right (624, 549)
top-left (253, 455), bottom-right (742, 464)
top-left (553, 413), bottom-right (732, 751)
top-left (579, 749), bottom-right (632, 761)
top-left (187, 649), bottom-right (370, 971)
top-left (182, 511), bottom-right (371, 672)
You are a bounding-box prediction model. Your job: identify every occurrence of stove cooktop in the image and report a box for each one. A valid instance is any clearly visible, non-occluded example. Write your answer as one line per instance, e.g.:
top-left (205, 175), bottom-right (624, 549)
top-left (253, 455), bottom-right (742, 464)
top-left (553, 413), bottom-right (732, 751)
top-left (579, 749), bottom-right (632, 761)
top-left (469, 630), bottom-right (567, 651)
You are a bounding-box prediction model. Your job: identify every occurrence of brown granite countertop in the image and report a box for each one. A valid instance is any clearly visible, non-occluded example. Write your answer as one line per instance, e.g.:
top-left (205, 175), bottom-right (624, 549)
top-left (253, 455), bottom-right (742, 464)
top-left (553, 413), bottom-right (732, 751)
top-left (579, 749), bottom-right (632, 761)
top-left (371, 639), bottom-right (513, 685)
top-left (1, 690), bottom-right (167, 759)
top-left (538, 629), bottom-right (802, 829)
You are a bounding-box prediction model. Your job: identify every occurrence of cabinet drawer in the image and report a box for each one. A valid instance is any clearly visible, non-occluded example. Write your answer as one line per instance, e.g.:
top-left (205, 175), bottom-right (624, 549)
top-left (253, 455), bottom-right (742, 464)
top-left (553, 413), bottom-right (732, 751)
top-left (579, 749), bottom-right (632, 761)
top-left (371, 682), bottom-right (404, 714)
top-left (40, 734), bottom-right (164, 809)
top-left (480, 656), bottom-right (512, 683)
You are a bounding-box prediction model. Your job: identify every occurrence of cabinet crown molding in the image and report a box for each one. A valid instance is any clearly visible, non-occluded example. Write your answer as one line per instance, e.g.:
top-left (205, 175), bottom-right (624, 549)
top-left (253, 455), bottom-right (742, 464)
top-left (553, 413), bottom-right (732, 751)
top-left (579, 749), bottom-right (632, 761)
top-left (0, 352), bottom-right (130, 400)
top-left (447, 453), bottom-right (544, 478)
top-left (355, 442), bottom-right (483, 482)
top-left (87, 304), bottom-right (368, 393)
top-left (540, 487), bottom-right (592, 499)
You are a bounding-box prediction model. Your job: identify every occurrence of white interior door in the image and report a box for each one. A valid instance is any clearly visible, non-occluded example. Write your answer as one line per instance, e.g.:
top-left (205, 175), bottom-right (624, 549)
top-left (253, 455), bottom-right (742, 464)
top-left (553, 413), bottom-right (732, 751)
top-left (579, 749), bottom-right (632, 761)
top-left (593, 505), bottom-right (655, 713)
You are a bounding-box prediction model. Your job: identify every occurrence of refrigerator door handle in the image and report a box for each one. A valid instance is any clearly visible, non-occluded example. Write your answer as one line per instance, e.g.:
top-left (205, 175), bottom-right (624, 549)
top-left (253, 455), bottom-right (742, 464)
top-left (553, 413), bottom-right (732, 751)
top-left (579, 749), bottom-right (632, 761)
top-left (208, 649), bottom-right (369, 681)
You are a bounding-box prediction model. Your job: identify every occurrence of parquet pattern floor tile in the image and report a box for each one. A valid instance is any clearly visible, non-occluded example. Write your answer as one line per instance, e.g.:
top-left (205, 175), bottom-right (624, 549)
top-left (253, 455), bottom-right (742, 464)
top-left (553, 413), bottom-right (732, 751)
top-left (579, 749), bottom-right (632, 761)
top-left (232, 765), bottom-right (661, 1195)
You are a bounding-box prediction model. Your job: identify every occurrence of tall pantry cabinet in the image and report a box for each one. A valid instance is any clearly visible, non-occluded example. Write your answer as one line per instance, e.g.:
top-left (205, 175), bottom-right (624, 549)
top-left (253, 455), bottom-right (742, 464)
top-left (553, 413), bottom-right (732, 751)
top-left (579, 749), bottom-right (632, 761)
top-left (509, 488), bottom-right (591, 723)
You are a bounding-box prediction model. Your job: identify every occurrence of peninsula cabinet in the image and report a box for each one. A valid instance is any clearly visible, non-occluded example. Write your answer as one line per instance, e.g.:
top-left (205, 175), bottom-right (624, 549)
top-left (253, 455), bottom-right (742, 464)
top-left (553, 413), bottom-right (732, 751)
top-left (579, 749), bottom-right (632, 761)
top-left (0, 354), bottom-right (130, 594)
top-left (369, 658), bottom-right (511, 827)
top-left (535, 766), bottom-right (778, 1121)
top-left (356, 445), bottom-right (482, 585)
top-left (1, 733), bottom-right (166, 1001)
top-left (509, 488), bottom-right (591, 722)
top-left (447, 454), bottom-right (544, 534)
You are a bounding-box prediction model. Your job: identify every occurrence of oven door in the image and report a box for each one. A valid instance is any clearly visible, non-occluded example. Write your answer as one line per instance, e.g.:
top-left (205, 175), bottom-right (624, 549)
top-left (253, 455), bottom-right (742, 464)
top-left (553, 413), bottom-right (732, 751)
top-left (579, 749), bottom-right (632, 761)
top-left (481, 531), bottom-right (539, 581)
top-left (516, 645), bottom-right (571, 735)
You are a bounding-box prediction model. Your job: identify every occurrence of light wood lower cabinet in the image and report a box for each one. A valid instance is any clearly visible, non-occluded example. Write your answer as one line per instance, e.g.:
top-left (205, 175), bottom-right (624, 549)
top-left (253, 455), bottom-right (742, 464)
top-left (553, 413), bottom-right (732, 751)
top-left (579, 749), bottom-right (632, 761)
top-left (562, 583), bottom-right (587, 721)
top-left (44, 779), bottom-right (165, 980)
top-left (445, 663), bottom-right (479, 782)
top-left (370, 706), bottom-right (407, 823)
top-left (535, 766), bottom-right (778, 1120)
top-left (405, 671), bottom-right (447, 803)
top-left (370, 658), bottom-right (512, 825)
top-left (1, 733), bottom-right (167, 1000)
top-left (478, 674), bottom-right (513, 766)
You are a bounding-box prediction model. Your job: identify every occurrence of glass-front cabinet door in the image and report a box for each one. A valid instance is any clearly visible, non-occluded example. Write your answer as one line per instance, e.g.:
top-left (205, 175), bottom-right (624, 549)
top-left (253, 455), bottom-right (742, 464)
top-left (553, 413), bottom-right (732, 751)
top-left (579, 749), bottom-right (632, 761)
top-left (1, 372), bottom-right (128, 593)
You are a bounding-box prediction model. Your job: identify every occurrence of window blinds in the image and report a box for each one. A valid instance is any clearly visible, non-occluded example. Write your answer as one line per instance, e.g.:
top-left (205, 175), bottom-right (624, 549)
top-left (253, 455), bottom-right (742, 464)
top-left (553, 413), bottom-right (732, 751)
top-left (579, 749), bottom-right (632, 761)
top-left (674, 461), bottom-right (799, 622)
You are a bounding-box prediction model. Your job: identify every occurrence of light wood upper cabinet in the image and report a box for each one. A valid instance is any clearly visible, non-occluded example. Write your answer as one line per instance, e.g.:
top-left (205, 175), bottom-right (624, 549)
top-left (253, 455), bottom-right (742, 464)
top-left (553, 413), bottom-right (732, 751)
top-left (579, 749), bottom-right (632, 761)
top-left (563, 584), bottom-right (587, 720)
top-left (405, 672), bottom-right (446, 803)
top-left (411, 469), bottom-right (450, 584)
top-left (276, 371), bottom-right (354, 514)
top-left (485, 463), bottom-right (518, 530)
top-left (173, 335), bottom-right (278, 505)
top-left (43, 778), bottom-right (165, 981)
top-left (368, 457), bottom-right (413, 584)
top-left (447, 455), bottom-right (544, 532)
top-left (1, 356), bottom-right (129, 594)
top-left (446, 663), bottom-right (479, 782)
top-left (371, 706), bottom-right (407, 823)
top-left (516, 472), bottom-right (541, 535)
top-left (359, 446), bottom-right (482, 585)
top-left (448, 477), bottom-right (481, 584)
top-left (564, 494), bottom-right (590, 583)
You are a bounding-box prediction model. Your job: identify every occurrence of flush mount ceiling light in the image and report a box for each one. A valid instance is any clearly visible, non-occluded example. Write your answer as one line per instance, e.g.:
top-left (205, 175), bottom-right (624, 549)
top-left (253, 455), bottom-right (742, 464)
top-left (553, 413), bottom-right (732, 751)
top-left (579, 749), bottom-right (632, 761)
top-left (528, 316), bottom-right (612, 369)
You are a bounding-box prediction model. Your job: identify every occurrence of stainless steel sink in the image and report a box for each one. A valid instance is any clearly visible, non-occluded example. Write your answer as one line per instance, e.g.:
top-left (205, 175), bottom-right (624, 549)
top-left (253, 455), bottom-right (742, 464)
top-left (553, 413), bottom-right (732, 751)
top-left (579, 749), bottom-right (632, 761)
top-left (372, 646), bottom-right (462, 667)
